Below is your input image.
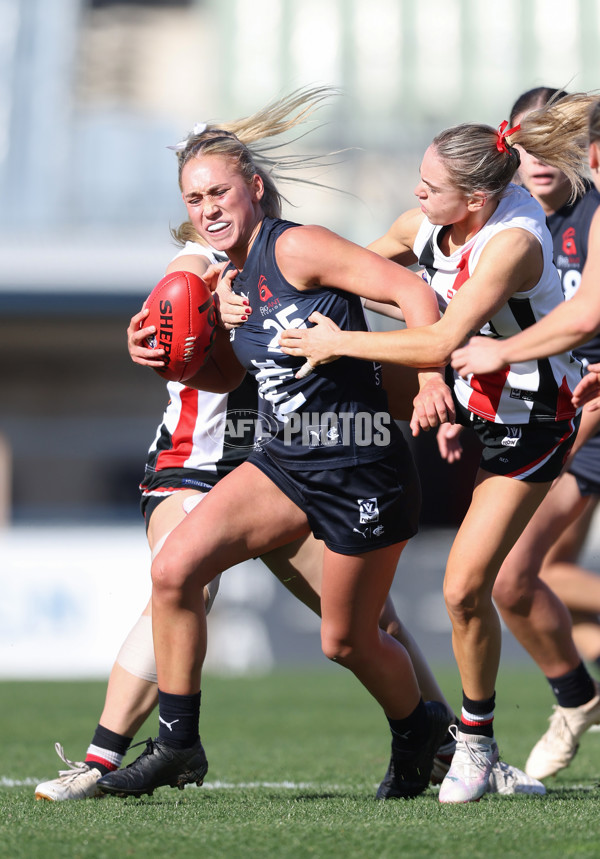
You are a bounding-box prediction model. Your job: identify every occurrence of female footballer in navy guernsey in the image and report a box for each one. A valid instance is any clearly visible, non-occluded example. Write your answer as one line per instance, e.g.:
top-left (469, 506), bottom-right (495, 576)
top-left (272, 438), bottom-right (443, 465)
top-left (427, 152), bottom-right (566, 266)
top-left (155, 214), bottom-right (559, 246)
top-left (280, 91), bottom-right (599, 802)
top-left (34, 228), bottom-right (542, 801)
top-left (42, 234), bottom-right (508, 801)
top-left (226, 215), bottom-right (398, 471)
top-left (97, 88), bottom-right (454, 802)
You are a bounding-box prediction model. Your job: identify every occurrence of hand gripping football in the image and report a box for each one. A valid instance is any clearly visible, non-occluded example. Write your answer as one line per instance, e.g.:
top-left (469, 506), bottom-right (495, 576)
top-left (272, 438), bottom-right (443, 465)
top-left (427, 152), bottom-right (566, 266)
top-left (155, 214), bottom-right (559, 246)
top-left (142, 270), bottom-right (217, 382)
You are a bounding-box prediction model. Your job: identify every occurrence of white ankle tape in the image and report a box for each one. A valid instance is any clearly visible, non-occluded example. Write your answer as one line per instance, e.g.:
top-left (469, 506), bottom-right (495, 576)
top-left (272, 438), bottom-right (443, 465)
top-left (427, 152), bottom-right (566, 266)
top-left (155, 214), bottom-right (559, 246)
top-left (115, 615), bottom-right (157, 683)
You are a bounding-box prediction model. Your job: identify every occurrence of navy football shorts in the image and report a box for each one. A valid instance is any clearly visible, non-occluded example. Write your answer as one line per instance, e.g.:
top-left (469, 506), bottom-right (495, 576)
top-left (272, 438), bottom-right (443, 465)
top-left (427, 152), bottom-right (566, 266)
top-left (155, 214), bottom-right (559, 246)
top-left (247, 440), bottom-right (421, 555)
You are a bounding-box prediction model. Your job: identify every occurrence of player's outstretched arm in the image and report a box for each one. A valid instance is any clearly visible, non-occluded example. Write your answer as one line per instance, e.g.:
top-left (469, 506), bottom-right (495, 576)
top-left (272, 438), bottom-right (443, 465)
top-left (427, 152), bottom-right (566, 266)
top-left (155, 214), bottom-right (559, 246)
top-left (453, 208), bottom-right (600, 373)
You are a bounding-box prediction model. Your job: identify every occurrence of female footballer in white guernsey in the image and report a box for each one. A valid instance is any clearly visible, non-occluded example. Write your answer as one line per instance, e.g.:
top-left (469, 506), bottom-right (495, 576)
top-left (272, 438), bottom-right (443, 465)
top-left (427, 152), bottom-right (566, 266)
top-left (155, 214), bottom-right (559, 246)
top-left (280, 92), bottom-right (599, 802)
top-left (449, 92), bottom-right (600, 783)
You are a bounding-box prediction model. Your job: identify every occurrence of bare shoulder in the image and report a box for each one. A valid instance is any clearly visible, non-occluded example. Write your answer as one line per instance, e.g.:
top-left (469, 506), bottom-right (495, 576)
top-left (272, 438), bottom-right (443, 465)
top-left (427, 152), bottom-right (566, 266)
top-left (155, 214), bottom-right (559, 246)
top-left (485, 226), bottom-right (540, 257)
top-left (276, 224), bottom-right (373, 291)
top-left (475, 227), bottom-right (543, 291)
top-left (368, 207), bottom-right (424, 262)
top-left (277, 223), bottom-right (346, 254)
top-left (276, 224), bottom-right (356, 278)
top-left (398, 206), bottom-right (427, 232)
top-left (384, 207), bottom-right (424, 240)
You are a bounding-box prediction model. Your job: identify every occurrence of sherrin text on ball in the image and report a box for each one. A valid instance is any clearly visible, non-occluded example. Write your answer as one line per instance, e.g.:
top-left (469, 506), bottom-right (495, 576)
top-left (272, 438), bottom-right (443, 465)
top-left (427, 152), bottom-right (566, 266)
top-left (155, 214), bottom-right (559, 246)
top-left (142, 270), bottom-right (217, 382)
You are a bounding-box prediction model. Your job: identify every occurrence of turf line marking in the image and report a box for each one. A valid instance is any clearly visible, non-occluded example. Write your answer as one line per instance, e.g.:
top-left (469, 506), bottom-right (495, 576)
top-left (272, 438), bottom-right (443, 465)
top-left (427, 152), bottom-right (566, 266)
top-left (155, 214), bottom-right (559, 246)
top-left (8, 778), bottom-right (600, 792)
top-left (12, 777), bottom-right (358, 791)
top-left (4, 778), bottom-right (39, 787)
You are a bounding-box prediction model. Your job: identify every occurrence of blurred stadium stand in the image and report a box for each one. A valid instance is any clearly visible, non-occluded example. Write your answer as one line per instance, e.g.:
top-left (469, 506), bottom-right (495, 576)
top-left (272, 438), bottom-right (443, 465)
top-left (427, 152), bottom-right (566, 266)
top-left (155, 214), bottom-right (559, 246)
top-left (3, 0), bottom-right (598, 524)
top-left (1, 0), bottom-right (600, 674)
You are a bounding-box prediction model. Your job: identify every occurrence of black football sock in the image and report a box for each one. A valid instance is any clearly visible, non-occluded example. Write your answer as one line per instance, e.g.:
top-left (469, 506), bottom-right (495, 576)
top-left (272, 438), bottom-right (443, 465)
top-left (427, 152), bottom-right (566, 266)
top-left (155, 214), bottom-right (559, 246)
top-left (157, 689), bottom-right (201, 749)
top-left (387, 697), bottom-right (429, 752)
top-left (459, 692), bottom-right (495, 738)
top-left (85, 724), bottom-right (133, 774)
top-left (546, 661), bottom-right (596, 708)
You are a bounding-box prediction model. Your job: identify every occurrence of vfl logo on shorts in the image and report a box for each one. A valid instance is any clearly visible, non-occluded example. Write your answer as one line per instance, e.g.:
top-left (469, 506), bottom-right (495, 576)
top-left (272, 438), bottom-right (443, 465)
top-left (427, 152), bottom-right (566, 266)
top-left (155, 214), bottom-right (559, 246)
top-left (358, 497), bottom-right (379, 523)
top-left (501, 427), bottom-right (522, 448)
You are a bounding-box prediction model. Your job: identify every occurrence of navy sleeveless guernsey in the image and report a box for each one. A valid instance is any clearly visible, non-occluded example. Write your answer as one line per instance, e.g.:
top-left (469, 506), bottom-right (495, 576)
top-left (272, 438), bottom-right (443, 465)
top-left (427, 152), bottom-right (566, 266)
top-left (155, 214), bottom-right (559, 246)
top-left (227, 217), bottom-right (403, 470)
top-left (548, 185), bottom-right (600, 364)
top-left (548, 185), bottom-right (600, 488)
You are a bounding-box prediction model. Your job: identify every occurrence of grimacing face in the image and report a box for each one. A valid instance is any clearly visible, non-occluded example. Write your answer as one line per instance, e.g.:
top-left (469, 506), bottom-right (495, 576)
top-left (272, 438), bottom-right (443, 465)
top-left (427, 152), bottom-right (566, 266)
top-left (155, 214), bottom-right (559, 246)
top-left (181, 153), bottom-right (264, 258)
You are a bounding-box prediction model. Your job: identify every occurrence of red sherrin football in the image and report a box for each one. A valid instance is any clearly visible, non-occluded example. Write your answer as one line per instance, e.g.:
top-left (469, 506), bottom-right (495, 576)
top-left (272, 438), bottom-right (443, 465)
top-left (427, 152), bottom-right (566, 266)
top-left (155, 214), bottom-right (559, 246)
top-left (142, 270), bottom-right (217, 382)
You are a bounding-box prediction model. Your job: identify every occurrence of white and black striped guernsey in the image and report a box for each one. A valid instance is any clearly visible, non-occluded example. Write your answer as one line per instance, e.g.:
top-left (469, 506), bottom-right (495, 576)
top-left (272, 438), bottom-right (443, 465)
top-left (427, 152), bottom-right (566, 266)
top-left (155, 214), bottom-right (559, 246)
top-left (140, 242), bottom-right (256, 498)
top-left (140, 375), bottom-right (257, 497)
top-left (414, 183), bottom-right (582, 425)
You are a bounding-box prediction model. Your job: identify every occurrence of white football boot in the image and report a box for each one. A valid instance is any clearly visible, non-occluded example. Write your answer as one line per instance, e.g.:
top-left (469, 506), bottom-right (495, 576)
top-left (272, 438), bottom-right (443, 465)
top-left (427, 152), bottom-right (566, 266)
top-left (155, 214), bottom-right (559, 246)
top-left (439, 729), bottom-right (499, 803)
top-left (35, 743), bottom-right (104, 801)
top-left (486, 760), bottom-right (545, 795)
top-left (526, 687), bottom-right (600, 779)
top-left (432, 734), bottom-right (546, 796)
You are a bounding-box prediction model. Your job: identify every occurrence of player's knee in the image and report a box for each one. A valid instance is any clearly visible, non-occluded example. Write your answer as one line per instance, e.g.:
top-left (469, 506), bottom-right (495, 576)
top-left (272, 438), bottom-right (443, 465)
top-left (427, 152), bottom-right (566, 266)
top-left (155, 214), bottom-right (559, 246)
top-left (320, 627), bottom-right (356, 664)
top-left (492, 574), bottom-right (530, 615)
top-left (322, 641), bottom-right (354, 664)
top-left (443, 575), bottom-right (488, 623)
top-left (151, 549), bottom-right (189, 600)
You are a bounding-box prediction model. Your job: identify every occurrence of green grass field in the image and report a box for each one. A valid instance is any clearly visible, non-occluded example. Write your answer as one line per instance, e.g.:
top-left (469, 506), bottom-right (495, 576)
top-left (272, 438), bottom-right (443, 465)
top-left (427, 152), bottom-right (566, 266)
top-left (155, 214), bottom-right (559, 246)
top-left (2, 666), bottom-right (600, 859)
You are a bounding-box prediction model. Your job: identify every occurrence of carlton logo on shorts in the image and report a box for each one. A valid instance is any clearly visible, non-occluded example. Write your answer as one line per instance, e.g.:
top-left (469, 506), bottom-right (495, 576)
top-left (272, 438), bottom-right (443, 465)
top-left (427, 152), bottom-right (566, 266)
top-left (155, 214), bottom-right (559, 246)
top-left (306, 422), bottom-right (342, 447)
top-left (358, 497), bottom-right (380, 524)
top-left (501, 427), bottom-right (522, 448)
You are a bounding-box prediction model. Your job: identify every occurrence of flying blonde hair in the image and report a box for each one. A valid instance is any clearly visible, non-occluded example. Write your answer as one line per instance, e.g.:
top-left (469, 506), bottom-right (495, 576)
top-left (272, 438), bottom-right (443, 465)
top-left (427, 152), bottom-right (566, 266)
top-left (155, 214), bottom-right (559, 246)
top-left (171, 86), bottom-right (341, 243)
top-left (433, 92), bottom-right (599, 202)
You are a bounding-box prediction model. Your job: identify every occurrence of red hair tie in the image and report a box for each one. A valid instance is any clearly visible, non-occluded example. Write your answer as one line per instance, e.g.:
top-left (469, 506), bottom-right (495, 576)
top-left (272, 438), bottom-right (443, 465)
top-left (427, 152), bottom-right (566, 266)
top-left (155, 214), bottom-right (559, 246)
top-left (496, 120), bottom-right (521, 153)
